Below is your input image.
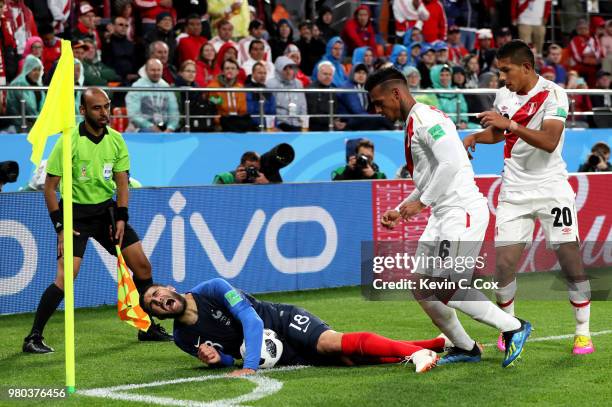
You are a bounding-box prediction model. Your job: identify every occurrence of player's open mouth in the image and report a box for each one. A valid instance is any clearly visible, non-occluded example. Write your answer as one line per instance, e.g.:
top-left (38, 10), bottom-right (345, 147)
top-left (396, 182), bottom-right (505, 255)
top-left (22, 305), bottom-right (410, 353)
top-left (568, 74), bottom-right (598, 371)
top-left (164, 298), bottom-right (175, 310)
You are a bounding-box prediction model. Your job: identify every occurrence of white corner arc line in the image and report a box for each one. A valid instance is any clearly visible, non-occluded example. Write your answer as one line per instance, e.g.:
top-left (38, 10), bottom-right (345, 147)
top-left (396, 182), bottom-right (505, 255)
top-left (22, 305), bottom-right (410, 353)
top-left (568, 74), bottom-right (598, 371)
top-left (77, 365), bottom-right (307, 407)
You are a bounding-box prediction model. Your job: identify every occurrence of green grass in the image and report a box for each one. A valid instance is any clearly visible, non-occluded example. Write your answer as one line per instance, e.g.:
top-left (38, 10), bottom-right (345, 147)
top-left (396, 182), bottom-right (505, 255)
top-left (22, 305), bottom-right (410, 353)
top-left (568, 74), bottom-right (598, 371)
top-left (1, 286), bottom-right (611, 406)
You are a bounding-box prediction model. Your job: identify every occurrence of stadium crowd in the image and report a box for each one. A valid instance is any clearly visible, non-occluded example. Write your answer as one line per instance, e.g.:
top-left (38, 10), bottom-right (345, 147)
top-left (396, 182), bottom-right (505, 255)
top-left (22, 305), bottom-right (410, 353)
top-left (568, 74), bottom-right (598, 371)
top-left (0, 0), bottom-right (610, 134)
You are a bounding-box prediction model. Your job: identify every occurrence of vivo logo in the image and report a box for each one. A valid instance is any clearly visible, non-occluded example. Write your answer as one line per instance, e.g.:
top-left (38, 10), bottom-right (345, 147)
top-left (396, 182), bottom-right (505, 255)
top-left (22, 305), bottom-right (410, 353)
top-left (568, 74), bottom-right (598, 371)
top-left (92, 192), bottom-right (338, 282)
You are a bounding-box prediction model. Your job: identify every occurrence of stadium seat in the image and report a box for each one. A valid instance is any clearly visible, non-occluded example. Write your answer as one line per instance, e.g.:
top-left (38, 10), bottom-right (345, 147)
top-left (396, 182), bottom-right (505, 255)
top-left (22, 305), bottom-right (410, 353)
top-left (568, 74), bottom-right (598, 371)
top-left (111, 107), bottom-right (128, 132)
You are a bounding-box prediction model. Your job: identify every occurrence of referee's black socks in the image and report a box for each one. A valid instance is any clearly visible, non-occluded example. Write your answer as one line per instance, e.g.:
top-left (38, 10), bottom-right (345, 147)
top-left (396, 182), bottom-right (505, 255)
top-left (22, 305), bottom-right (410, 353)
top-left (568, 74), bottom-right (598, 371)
top-left (29, 283), bottom-right (64, 337)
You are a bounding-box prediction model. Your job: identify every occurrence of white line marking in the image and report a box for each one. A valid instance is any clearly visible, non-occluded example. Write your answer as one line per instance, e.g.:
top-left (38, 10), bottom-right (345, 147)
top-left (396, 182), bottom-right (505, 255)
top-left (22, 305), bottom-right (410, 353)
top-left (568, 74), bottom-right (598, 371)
top-left (482, 329), bottom-right (612, 347)
top-left (77, 365), bottom-right (307, 407)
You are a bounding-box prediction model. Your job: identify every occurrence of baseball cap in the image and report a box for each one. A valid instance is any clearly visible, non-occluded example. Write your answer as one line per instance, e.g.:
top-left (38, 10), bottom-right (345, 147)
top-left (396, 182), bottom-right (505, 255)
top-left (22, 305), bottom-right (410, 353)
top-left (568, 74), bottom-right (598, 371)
top-left (597, 70), bottom-right (611, 78)
top-left (156, 11), bottom-right (172, 23)
top-left (477, 28), bottom-right (493, 40)
top-left (497, 27), bottom-right (511, 37)
top-left (433, 41), bottom-right (448, 52)
top-left (448, 25), bottom-right (460, 33)
top-left (540, 66), bottom-right (555, 76)
top-left (420, 44), bottom-right (434, 56)
top-left (79, 2), bottom-right (95, 16)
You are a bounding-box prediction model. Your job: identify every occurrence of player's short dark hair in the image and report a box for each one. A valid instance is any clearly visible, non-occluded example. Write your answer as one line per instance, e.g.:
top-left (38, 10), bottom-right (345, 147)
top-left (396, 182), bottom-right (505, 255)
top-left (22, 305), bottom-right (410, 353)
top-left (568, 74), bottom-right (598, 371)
top-left (138, 284), bottom-right (165, 315)
top-left (496, 39), bottom-right (535, 69)
top-left (249, 39), bottom-right (264, 53)
top-left (240, 151), bottom-right (260, 165)
top-left (186, 13), bottom-right (201, 23)
top-left (222, 58), bottom-right (239, 70)
top-left (592, 142), bottom-right (610, 155)
top-left (298, 21), bottom-right (313, 30)
top-left (364, 67), bottom-right (407, 92)
top-left (249, 19), bottom-right (264, 31)
top-left (356, 139), bottom-right (374, 154)
top-left (252, 61), bottom-right (265, 72)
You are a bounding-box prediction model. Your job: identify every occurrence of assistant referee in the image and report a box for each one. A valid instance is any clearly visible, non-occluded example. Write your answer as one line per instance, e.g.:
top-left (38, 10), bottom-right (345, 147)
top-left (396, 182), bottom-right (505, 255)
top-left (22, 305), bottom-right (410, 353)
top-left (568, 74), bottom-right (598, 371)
top-left (23, 88), bottom-right (172, 354)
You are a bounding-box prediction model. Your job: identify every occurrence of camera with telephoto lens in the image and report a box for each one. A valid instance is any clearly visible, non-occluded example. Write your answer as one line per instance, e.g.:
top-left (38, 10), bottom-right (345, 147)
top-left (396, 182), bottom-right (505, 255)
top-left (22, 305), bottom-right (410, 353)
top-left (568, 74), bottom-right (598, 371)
top-left (355, 154), bottom-right (370, 169)
top-left (260, 143), bottom-right (295, 183)
top-left (0, 161), bottom-right (19, 190)
top-left (157, 121), bottom-right (167, 131)
top-left (588, 154), bottom-right (602, 167)
top-left (245, 166), bottom-right (260, 182)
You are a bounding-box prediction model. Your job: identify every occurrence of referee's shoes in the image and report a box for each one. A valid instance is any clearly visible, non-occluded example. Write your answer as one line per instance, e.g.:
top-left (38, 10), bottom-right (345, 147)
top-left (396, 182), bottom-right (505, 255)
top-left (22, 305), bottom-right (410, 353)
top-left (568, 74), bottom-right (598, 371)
top-left (22, 333), bottom-right (54, 354)
top-left (138, 322), bottom-right (173, 341)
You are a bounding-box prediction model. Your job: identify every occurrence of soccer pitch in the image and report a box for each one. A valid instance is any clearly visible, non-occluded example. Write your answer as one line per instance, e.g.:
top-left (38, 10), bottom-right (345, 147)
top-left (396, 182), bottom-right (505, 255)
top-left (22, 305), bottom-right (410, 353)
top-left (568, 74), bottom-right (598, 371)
top-left (2, 286), bottom-right (611, 406)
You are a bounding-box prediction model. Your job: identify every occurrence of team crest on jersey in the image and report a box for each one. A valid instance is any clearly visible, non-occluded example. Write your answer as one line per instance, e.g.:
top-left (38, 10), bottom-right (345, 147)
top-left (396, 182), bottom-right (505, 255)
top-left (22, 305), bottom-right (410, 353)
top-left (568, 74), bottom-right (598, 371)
top-left (527, 102), bottom-right (538, 116)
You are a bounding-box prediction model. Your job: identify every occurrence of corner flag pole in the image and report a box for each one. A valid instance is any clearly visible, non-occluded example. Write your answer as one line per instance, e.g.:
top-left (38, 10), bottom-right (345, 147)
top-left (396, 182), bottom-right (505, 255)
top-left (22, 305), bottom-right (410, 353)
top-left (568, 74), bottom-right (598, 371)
top-left (26, 39), bottom-right (76, 393)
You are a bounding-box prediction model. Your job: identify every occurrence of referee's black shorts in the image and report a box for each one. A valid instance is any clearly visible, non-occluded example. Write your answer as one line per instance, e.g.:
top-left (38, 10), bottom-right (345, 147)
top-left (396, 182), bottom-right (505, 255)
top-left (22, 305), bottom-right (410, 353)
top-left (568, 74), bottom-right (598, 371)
top-left (58, 199), bottom-right (140, 258)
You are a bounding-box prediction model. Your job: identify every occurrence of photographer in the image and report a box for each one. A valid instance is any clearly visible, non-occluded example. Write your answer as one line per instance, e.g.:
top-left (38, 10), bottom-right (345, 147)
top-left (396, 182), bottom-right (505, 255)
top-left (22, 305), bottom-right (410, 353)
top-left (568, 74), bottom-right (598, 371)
top-left (0, 161), bottom-right (19, 192)
top-left (578, 142), bottom-right (612, 172)
top-left (332, 139), bottom-right (386, 181)
top-left (213, 151), bottom-right (270, 184)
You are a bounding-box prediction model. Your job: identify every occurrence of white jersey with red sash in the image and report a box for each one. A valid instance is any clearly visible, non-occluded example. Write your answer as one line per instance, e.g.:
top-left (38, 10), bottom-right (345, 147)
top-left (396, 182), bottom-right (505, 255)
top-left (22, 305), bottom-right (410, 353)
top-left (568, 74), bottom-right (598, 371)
top-left (398, 102), bottom-right (484, 213)
top-left (493, 76), bottom-right (569, 191)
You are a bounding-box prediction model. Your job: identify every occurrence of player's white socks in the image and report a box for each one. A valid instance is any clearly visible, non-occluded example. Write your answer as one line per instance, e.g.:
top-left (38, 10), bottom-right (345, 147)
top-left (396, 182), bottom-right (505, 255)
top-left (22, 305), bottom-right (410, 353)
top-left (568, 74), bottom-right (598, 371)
top-left (495, 279), bottom-right (517, 316)
top-left (568, 280), bottom-right (591, 336)
top-left (419, 300), bottom-right (475, 351)
top-left (448, 299), bottom-right (521, 332)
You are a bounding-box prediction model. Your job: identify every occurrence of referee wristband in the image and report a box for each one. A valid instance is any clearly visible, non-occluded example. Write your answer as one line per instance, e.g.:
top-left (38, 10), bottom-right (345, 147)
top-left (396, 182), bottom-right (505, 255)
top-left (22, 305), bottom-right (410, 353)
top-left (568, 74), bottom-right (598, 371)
top-left (50, 210), bottom-right (63, 234)
top-left (116, 206), bottom-right (129, 223)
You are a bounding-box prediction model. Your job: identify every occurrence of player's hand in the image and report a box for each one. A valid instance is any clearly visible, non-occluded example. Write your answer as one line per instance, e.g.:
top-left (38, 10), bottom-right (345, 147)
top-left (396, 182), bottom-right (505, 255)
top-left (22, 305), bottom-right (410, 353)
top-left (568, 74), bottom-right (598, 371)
top-left (228, 368), bottom-right (256, 377)
top-left (381, 209), bottom-right (401, 229)
top-left (463, 134), bottom-right (477, 159)
top-left (57, 229), bottom-right (81, 258)
top-left (477, 111), bottom-right (510, 131)
top-left (113, 220), bottom-right (125, 247)
top-left (399, 200), bottom-right (425, 221)
top-left (197, 344), bottom-right (221, 364)
top-left (235, 166), bottom-right (247, 182)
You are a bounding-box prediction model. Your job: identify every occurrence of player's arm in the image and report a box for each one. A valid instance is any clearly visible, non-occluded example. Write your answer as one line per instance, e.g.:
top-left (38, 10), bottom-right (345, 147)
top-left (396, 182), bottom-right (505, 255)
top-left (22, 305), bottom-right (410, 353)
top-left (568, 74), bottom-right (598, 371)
top-left (112, 171), bottom-right (129, 245)
top-left (478, 111), bottom-right (564, 153)
top-left (463, 125), bottom-right (505, 159)
top-left (200, 278), bottom-right (264, 372)
top-left (174, 330), bottom-right (235, 367)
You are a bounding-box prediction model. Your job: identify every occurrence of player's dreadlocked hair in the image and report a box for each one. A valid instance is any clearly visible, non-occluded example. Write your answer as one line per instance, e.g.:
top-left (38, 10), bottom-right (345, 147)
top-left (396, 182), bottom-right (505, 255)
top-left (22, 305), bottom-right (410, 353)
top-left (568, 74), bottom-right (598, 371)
top-left (496, 39), bottom-right (535, 70)
top-left (364, 67), bottom-right (408, 92)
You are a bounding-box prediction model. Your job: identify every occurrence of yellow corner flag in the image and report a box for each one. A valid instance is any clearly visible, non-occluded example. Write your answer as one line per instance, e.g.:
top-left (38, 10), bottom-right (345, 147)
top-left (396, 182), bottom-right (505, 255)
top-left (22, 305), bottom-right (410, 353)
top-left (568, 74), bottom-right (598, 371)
top-left (27, 40), bottom-right (76, 166)
top-left (27, 40), bottom-right (77, 394)
top-left (115, 245), bottom-right (152, 331)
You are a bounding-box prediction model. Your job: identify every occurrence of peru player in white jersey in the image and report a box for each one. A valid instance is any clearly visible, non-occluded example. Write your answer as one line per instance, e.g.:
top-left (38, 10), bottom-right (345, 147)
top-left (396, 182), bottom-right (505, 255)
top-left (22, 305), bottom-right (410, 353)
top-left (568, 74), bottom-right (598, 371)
top-left (464, 40), bottom-right (593, 355)
top-left (365, 68), bottom-right (531, 368)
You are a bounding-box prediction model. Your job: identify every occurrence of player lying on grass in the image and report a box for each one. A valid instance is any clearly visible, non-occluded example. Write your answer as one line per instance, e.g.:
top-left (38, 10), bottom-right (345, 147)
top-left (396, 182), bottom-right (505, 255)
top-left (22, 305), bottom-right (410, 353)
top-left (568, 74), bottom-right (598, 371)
top-left (140, 278), bottom-right (452, 375)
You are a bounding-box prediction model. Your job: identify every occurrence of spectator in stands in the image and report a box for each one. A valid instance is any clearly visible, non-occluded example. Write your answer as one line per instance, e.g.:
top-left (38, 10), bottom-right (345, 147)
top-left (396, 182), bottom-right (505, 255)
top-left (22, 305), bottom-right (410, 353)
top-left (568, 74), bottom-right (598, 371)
top-left (102, 16), bottom-right (137, 84)
top-left (213, 151), bottom-right (270, 184)
top-left (464, 53), bottom-right (480, 88)
top-left (39, 24), bottom-right (60, 74)
top-left (250, 0), bottom-right (276, 35)
top-left (590, 70), bottom-right (611, 109)
top-left (431, 64), bottom-right (473, 129)
top-left (72, 2), bottom-right (101, 57)
top-left (391, 44), bottom-right (410, 72)
top-left (207, 0), bottom-right (249, 39)
top-left (114, 0), bottom-right (135, 41)
top-left (337, 63), bottom-right (394, 131)
top-left (306, 61), bottom-right (345, 132)
top-left (512, 0), bottom-right (550, 56)
top-left (6, 55), bottom-right (44, 130)
top-left (209, 19), bottom-right (237, 53)
top-left (495, 27), bottom-right (512, 49)
top-left (144, 12), bottom-right (177, 66)
top-left (601, 20), bottom-right (612, 73)
top-left (284, 44), bottom-right (311, 87)
top-left (566, 71), bottom-right (592, 128)
top-left (540, 65), bottom-right (556, 82)
top-left (352, 46), bottom-right (376, 73)
top-left (195, 42), bottom-right (218, 86)
top-left (81, 38), bottom-right (120, 86)
top-left (242, 39), bottom-right (274, 77)
top-left (405, 66), bottom-right (438, 106)
top-left (18, 36), bottom-right (42, 73)
top-left (545, 44), bottom-right (567, 87)
top-left (407, 41), bottom-right (421, 67)
top-left (134, 0), bottom-right (176, 37)
top-left (141, 40), bottom-right (177, 85)
top-left (474, 28), bottom-right (496, 73)
top-left (0, 0), bottom-right (18, 83)
top-left (468, 71), bottom-right (498, 117)
top-left (332, 139), bottom-right (386, 181)
top-left (421, 0), bottom-right (447, 43)
top-left (417, 44), bottom-right (436, 88)
top-left (238, 20), bottom-right (272, 65)
top-left (126, 58), bottom-right (179, 133)
top-left (452, 66), bottom-right (466, 88)
top-left (207, 58), bottom-right (254, 132)
top-left (6, 0), bottom-right (37, 56)
top-left (341, 5), bottom-right (377, 56)
top-left (447, 25), bottom-right (468, 66)
top-left (578, 142), bottom-right (612, 172)
top-left (47, 0), bottom-right (70, 35)
top-left (570, 19), bottom-right (603, 88)
top-left (296, 21), bottom-right (326, 77)
top-left (266, 56), bottom-right (307, 132)
top-left (316, 5), bottom-right (339, 42)
top-left (403, 26), bottom-right (424, 46)
top-left (312, 37), bottom-right (348, 88)
top-left (433, 41), bottom-right (449, 64)
top-left (174, 0), bottom-right (209, 38)
top-left (392, 0), bottom-right (429, 40)
top-left (215, 42), bottom-right (246, 84)
top-left (245, 61), bottom-right (275, 129)
top-left (176, 14), bottom-right (208, 66)
top-left (269, 19), bottom-right (294, 62)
